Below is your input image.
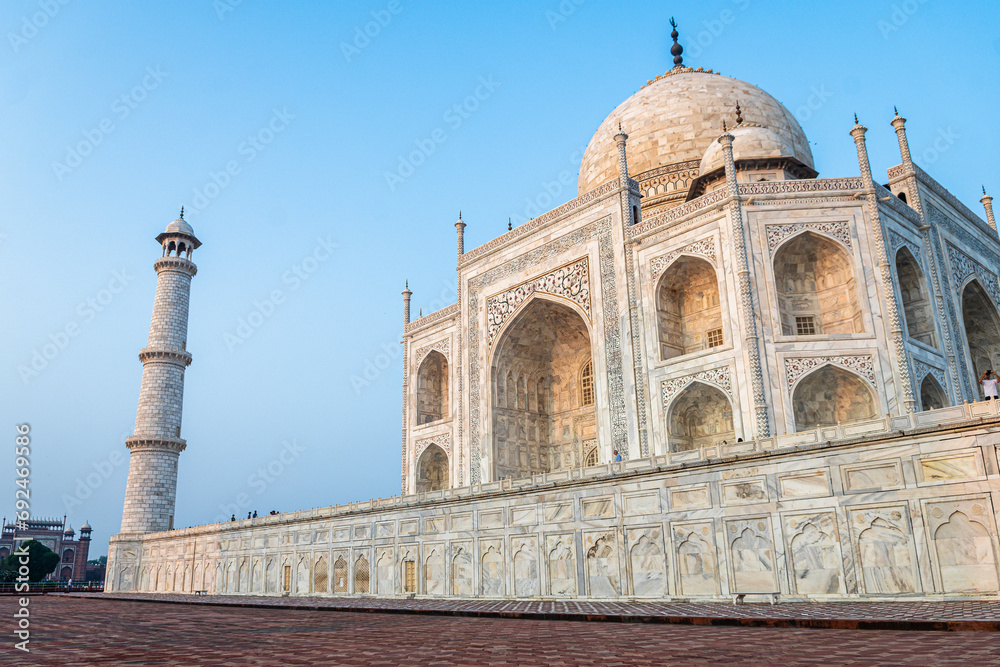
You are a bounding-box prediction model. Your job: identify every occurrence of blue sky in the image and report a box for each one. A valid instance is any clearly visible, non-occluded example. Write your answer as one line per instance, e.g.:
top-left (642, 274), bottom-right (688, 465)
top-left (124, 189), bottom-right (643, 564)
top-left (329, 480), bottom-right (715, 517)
top-left (1, 0), bottom-right (996, 556)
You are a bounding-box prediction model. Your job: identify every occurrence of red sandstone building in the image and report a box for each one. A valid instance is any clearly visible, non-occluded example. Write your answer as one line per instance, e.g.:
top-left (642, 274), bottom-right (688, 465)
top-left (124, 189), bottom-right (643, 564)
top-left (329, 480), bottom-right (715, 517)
top-left (1, 517), bottom-right (91, 581)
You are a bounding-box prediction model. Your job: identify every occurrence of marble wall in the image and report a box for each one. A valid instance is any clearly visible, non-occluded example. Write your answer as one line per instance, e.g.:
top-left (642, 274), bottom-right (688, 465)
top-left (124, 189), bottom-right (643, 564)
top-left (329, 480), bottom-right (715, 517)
top-left (109, 409), bottom-right (1000, 601)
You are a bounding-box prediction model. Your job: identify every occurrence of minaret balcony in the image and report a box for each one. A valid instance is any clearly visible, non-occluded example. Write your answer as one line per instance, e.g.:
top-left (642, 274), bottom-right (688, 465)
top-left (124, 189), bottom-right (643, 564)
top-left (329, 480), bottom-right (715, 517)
top-left (153, 256), bottom-right (198, 275)
top-left (125, 436), bottom-right (187, 453)
top-left (138, 347), bottom-right (193, 366)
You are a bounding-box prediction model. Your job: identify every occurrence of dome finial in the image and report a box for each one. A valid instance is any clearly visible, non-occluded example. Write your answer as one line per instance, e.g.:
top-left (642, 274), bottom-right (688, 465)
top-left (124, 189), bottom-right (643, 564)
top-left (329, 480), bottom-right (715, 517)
top-left (179, 206), bottom-right (184, 220)
top-left (854, 112), bottom-right (859, 124)
top-left (735, 100), bottom-right (743, 125)
top-left (669, 17), bottom-right (683, 68)
top-left (458, 210), bottom-right (462, 220)
top-left (894, 105), bottom-right (899, 116)
top-left (508, 218), bottom-right (512, 231)
top-left (722, 119), bottom-right (728, 132)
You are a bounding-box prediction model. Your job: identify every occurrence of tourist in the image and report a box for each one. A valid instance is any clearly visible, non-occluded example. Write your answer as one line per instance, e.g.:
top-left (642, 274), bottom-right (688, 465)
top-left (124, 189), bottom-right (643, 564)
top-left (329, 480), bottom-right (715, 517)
top-left (247, 511), bottom-right (252, 519)
top-left (252, 510), bottom-right (258, 518)
top-left (230, 514), bottom-right (236, 522)
top-left (981, 370), bottom-right (998, 401)
top-left (613, 449), bottom-right (622, 462)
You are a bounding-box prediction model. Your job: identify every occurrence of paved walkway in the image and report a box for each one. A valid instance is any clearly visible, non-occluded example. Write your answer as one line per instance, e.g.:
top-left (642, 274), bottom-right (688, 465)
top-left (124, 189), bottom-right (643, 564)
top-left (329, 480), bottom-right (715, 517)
top-left (60, 592), bottom-right (1000, 631)
top-left (11, 596), bottom-right (1000, 666)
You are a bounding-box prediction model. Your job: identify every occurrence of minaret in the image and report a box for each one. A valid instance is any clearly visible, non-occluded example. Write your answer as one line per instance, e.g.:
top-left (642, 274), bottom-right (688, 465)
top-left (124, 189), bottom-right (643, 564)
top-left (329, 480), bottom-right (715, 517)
top-left (402, 281), bottom-right (412, 325)
top-left (120, 211), bottom-right (200, 534)
top-left (981, 187), bottom-right (997, 235)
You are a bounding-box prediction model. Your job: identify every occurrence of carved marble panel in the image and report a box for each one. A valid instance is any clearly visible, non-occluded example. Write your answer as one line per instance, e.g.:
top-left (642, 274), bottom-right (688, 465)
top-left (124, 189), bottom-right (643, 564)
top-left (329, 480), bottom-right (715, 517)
top-left (511, 535), bottom-right (539, 597)
top-left (451, 543), bottom-right (474, 596)
top-left (669, 483), bottom-right (712, 511)
top-left (778, 469), bottom-right (832, 500)
top-left (451, 512), bottom-right (473, 532)
top-left (480, 539), bottom-right (504, 596)
top-left (782, 512), bottom-right (843, 595)
top-left (479, 509), bottom-right (504, 530)
top-left (672, 521), bottom-right (718, 596)
top-left (375, 547), bottom-right (394, 596)
top-left (623, 491), bottom-right (660, 517)
top-left (850, 505), bottom-right (919, 595)
top-left (785, 355), bottom-right (876, 389)
top-left (720, 477), bottom-right (769, 506)
top-left (423, 544), bottom-right (446, 596)
top-left (584, 530), bottom-right (620, 597)
top-left (914, 449), bottom-right (986, 486)
top-left (627, 526), bottom-right (668, 597)
top-left (726, 518), bottom-right (777, 593)
top-left (581, 496), bottom-right (615, 520)
top-left (545, 533), bottom-right (578, 596)
top-left (841, 460), bottom-right (905, 493)
top-left (921, 496), bottom-right (999, 594)
top-left (544, 502), bottom-right (574, 523)
top-left (649, 236), bottom-right (718, 278)
top-left (766, 220), bottom-right (853, 256)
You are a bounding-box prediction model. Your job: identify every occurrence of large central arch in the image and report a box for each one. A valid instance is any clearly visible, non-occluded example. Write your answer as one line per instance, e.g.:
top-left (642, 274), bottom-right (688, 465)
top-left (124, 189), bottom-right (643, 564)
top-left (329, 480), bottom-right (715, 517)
top-left (961, 280), bottom-right (1000, 383)
top-left (491, 297), bottom-right (596, 481)
top-left (774, 232), bottom-right (862, 336)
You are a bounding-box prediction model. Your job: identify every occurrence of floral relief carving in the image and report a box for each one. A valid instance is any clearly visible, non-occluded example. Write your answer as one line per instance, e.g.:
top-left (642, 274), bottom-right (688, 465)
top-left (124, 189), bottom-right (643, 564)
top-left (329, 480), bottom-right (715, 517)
top-left (661, 366), bottom-right (733, 406)
top-left (947, 243), bottom-right (1000, 307)
top-left (912, 359), bottom-right (946, 391)
top-left (888, 230), bottom-right (924, 268)
top-left (784, 355), bottom-right (876, 390)
top-left (414, 339), bottom-right (450, 368)
top-left (486, 258), bottom-right (591, 350)
top-left (649, 237), bottom-right (717, 277)
top-left (766, 221), bottom-right (852, 256)
top-left (415, 434), bottom-right (451, 458)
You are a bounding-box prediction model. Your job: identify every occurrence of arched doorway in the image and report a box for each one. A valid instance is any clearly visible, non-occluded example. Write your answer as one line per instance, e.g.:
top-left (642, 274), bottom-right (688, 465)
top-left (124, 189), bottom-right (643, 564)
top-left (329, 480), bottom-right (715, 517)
top-left (416, 444), bottom-right (449, 492)
top-left (896, 248), bottom-right (937, 347)
top-left (961, 280), bottom-right (1000, 383)
top-left (774, 233), bottom-right (862, 336)
top-left (656, 256), bottom-right (723, 360)
top-left (416, 351), bottom-right (448, 424)
top-left (920, 374), bottom-right (947, 411)
top-left (491, 297), bottom-right (596, 480)
top-left (792, 365), bottom-right (877, 431)
top-left (667, 382), bottom-right (735, 451)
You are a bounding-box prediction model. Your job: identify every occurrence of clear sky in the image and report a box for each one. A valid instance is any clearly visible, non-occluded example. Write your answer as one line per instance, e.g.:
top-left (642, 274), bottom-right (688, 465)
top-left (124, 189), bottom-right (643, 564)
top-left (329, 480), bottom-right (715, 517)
top-left (1, 0), bottom-right (997, 556)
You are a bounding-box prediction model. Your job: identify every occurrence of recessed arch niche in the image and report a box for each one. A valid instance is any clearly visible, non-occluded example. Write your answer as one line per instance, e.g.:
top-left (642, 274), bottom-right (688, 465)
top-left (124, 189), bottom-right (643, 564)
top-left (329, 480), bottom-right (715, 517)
top-left (895, 247), bottom-right (937, 347)
top-left (920, 374), bottom-right (947, 411)
top-left (656, 256), bottom-right (723, 360)
top-left (792, 365), bottom-right (877, 431)
top-left (416, 444), bottom-right (448, 492)
top-left (961, 280), bottom-right (1000, 383)
top-left (666, 381), bottom-right (735, 451)
top-left (491, 297), bottom-right (596, 481)
top-left (774, 232), bottom-right (862, 336)
top-left (416, 351), bottom-right (448, 425)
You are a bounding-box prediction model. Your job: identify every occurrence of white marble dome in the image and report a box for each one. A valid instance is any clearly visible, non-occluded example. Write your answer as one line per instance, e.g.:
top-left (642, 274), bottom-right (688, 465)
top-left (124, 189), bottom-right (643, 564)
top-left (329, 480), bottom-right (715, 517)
top-left (578, 69), bottom-right (814, 194)
top-left (165, 217), bottom-right (195, 236)
top-left (698, 124), bottom-right (797, 176)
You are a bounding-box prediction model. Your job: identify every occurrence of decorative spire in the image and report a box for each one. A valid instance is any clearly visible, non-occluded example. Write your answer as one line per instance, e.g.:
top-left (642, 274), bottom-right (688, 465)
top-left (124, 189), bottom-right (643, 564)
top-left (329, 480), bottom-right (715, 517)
top-left (854, 112), bottom-right (859, 124)
top-left (179, 206), bottom-right (184, 220)
top-left (669, 17), bottom-right (683, 68)
top-left (458, 210), bottom-right (462, 220)
top-left (984, 185), bottom-right (987, 196)
top-left (893, 105), bottom-right (899, 116)
top-left (722, 119), bottom-right (728, 132)
top-left (508, 218), bottom-right (512, 231)
top-left (735, 100), bottom-right (743, 126)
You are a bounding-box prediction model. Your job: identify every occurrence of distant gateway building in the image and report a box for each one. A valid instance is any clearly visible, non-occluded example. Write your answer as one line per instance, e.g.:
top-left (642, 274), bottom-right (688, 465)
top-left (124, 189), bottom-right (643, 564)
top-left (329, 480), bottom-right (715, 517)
top-left (1, 518), bottom-right (92, 581)
top-left (109, 26), bottom-right (1000, 600)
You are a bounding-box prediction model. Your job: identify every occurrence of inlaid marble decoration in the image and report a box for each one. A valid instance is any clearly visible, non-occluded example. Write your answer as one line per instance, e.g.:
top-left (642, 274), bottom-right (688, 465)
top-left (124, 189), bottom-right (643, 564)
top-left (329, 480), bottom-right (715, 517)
top-left (486, 258), bottom-right (591, 350)
top-left (784, 355), bottom-right (876, 389)
top-left (912, 360), bottom-right (946, 393)
top-left (947, 242), bottom-right (1000, 307)
top-left (649, 237), bottom-right (717, 277)
top-left (888, 230), bottom-right (924, 267)
top-left (414, 433), bottom-right (451, 458)
top-left (765, 221), bottom-right (852, 255)
top-left (414, 339), bottom-right (450, 368)
top-left (660, 366), bottom-right (733, 406)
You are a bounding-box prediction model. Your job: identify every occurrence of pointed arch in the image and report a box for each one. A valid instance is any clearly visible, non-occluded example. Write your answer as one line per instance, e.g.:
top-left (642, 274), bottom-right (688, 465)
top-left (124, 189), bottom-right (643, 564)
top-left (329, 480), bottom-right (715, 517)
top-left (933, 511), bottom-right (999, 593)
top-left (792, 364), bottom-right (877, 431)
top-left (313, 556), bottom-right (328, 594)
top-left (416, 350), bottom-right (448, 424)
top-left (920, 373), bottom-right (947, 411)
top-left (774, 231), bottom-right (862, 336)
top-left (895, 247), bottom-right (937, 347)
top-left (656, 255), bottom-right (723, 360)
top-left (960, 279), bottom-right (1000, 384)
top-left (333, 556), bottom-right (349, 593)
top-left (354, 554), bottom-right (370, 594)
top-left (416, 443), bottom-right (449, 492)
top-left (490, 294), bottom-right (595, 481)
top-left (666, 380), bottom-right (735, 451)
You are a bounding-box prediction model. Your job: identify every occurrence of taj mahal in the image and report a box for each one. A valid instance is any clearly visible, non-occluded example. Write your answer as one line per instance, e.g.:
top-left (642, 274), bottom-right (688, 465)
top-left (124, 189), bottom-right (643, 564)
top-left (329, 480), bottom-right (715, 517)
top-left (107, 23), bottom-right (1000, 602)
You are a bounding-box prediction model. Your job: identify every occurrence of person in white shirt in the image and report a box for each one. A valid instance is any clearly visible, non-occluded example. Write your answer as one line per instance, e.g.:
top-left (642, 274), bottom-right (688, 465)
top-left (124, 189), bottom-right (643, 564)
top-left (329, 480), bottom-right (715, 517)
top-left (980, 370), bottom-right (999, 401)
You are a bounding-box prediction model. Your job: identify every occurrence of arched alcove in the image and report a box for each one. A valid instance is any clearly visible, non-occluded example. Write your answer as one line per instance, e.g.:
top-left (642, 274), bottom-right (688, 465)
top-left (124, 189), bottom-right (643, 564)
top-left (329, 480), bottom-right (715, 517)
top-left (961, 280), bottom-right (1000, 382)
top-left (667, 382), bottom-right (735, 451)
top-left (774, 232), bottom-right (862, 336)
top-left (792, 365), bottom-right (877, 431)
top-left (656, 256), bottom-right (723, 360)
top-left (416, 351), bottom-right (448, 424)
top-left (896, 248), bottom-right (937, 347)
top-left (920, 374), bottom-right (947, 411)
top-left (416, 444), bottom-right (449, 492)
top-left (491, 297), bottom-right (596, 480)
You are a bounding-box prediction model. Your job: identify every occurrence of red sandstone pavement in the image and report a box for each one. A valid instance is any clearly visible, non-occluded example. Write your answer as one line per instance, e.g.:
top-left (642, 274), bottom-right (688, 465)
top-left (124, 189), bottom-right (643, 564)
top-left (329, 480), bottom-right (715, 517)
top-left (5, 596), bottom-right (1000, 666)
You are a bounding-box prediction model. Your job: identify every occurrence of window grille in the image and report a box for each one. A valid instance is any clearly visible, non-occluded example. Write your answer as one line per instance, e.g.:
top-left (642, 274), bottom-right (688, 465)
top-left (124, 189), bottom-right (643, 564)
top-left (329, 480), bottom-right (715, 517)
top-left (706, 328), bottom-right (724, 348)
top-left (581, 360), bottom-right (594, 406)
top-left (795, 316), bottom-right (816, 336)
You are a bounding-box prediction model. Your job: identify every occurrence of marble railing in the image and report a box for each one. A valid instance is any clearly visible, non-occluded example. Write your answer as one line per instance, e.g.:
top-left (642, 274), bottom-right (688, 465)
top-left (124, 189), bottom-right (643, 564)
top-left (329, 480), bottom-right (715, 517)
top-left (157, 399), bottom-right (1000, 539)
